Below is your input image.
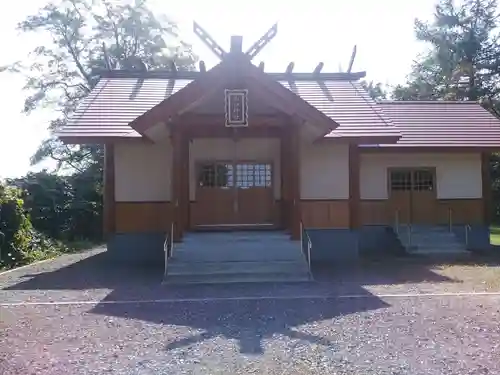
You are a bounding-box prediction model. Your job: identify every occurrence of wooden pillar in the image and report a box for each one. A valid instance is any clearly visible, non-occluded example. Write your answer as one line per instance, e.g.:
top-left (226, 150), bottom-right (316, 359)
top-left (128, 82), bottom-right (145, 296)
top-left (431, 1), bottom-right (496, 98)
top-left (171, 126), bottom-right (189, 241)
top-left (348, 144), bottom-right (361, 229)
top-left (280, 128), bottom-right (290, 230)
top-left (481, 152), bottom-right (491, 225)
top-left (103, 143), bottom-right (116, 238)
top-left (290, 122), bottom-right (301, 240)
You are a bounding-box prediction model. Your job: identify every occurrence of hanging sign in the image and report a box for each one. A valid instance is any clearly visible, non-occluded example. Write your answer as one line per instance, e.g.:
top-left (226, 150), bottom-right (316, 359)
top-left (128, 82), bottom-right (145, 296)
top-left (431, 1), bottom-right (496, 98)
top-left (225, 89), bottom-right (248, 127)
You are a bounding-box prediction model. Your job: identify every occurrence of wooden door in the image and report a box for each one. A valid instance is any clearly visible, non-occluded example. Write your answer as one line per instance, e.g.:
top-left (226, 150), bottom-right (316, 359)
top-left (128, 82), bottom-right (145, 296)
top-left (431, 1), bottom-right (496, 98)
top-left (389, 169), bottom-right (412, 225)
top-left (193, 162), bottom-right (236, 226)
top-left (389, 168), bottom-right (436, 225)
top-left (193, 161), bottom-right (275, 227)
top-left (410, 169), bottom-right (436, 224)
top-left (235, 162), bottom-right (274, 225)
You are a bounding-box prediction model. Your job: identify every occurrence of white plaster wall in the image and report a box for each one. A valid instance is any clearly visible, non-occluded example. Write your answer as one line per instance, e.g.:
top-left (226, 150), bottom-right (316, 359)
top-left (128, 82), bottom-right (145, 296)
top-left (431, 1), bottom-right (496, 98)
top-left (114, 141), bottom-right (172, 201)
top-left (189, 138), bottom-right (281, 200)
top-left (300, 143), bottom-right (350, 199)
top-left (360, 153), bottom-right (482, 200)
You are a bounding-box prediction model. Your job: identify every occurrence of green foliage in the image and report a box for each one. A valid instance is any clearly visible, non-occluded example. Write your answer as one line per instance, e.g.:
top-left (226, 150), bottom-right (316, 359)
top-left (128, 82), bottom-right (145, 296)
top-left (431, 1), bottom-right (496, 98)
top-left (7, 169), bottom-right (103, 242)
top-left (394, 0), bottom-right (500, 101)
top-left (3, 0), bottom-right (196, 172)
top-left (360, 80), bottom-right (387, 101)
top-left (0, 0), bottom-right (197, 269)
top-left (0, 183), bottom-right (68, 269)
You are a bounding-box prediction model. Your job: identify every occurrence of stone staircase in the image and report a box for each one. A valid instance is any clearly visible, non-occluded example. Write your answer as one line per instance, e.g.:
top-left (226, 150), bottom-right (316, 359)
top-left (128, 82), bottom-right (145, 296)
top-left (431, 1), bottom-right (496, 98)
top-left (163, 231), bottom-right (312, 284)
top-left (396, 225), bottom-right (468, 255)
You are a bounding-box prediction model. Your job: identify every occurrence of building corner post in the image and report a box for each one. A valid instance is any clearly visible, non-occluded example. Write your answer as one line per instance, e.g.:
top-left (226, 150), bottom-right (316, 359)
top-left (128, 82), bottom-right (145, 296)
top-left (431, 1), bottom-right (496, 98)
top-left (104, 143), bottom-right (116, 239)
top-left (348, 143), bottom-right (360, 230)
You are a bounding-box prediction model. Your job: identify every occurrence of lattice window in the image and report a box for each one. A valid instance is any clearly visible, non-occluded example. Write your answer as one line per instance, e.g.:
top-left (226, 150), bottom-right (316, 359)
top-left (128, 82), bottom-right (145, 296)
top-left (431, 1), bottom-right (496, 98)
top-left (198, 163), bottom-right (233, 187)
top-left (413, 170), bottom-right (434, 191)
top-left (236, 163), bottom-right (272, 188)
top-left (389, 169), bottom-right (434, 191)
top-left (390, 170), bottom-right (412, 191)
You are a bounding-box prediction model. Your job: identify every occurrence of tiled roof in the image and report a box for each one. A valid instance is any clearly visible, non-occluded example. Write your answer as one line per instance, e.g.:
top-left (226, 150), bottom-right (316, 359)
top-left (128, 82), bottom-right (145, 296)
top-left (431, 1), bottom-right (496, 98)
top-left (57, 71), bottom-right (500, 148)
top-left (56, 72), bottom-right (399, 140)
top-left (280, 80), bottom-right (397, 139)
top-left (58, 78), bottom-right (190, 138)
top-left (378, 101), bottom-right (500, 147)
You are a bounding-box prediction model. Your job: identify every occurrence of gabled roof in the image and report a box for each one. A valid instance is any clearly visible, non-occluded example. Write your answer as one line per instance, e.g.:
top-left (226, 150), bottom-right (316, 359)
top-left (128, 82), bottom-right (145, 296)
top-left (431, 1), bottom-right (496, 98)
top-left (377, 101), bottom-right (500, 148)
top-left (127, 56), bottom-right (341, 139)
top-left (55, 68), bottom-right (401, 143)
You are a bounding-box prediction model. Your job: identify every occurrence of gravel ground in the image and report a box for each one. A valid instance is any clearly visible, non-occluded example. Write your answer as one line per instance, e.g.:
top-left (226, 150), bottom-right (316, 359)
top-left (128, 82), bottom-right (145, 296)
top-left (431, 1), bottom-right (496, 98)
top-left (2, 250), bottom-right (500, 374)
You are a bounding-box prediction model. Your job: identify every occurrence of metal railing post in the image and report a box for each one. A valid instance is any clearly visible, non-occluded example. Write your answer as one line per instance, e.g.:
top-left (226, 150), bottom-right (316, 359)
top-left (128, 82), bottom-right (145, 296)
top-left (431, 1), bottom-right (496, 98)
top-left (465, 224), bottom-right (471, 248)
top-left (307, 238), bottom-right (312, 273)
top-left (395, 209), bottom-right (400, 235)
top-left (300, 221), bottom-right (303, 253)
top-left (408, 224), bottom-right (412, 249)
top-left (448, 208), bottom-right (452, 232)
top-left (163, 235), bottom-right (169, 279)
top-left (170, 222), bottom-right (174, 258)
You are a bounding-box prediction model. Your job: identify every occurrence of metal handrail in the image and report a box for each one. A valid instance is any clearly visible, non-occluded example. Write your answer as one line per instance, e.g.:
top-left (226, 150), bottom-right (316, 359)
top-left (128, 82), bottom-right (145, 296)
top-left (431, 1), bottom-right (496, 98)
top-left (465, 224), bottom-right (472, 248)
top-left (395, 209), bottom-right (400, 234)
top-left (407, 223), bottom-right (412, 249)
top-left (300, 221), bottom-right (312, 276)
top-left (169, 222), bottom-right (174, 258)
top-left (163, 222), bottom-right (174, 279)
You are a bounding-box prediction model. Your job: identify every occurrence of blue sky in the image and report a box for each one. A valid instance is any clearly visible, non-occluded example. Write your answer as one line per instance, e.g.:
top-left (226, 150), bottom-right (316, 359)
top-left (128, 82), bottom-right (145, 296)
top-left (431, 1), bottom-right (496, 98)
top-left (0, 0), bottom-right (437, 178)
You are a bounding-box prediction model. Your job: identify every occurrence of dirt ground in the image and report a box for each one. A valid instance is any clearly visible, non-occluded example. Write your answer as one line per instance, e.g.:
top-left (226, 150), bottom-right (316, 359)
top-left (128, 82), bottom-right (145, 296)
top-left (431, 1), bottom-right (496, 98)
top-left (1, 249), bottom-right (500, 375)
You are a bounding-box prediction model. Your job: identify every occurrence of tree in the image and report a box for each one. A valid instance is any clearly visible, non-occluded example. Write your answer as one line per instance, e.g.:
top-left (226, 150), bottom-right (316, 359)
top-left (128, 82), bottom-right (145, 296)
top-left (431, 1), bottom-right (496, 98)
top-left (2, 0), bottom-right (197, 171)
top-left (393, 0), bottom-right (500, 102)
top-left (360, 80), bottom-right (388, 101)
top-left (0, 0), bottom-right (198, 248)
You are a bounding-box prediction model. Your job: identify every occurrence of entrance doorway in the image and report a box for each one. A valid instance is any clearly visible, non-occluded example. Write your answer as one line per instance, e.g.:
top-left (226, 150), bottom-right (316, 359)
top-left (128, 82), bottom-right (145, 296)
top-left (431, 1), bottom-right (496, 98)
top-left (389, 168), bottom-right (436, 225)
top-left (193, 160), bottom-right (275, 227)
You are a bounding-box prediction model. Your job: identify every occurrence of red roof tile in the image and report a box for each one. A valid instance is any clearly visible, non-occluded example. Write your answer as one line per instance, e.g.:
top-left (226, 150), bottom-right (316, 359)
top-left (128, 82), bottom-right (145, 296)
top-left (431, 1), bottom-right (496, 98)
top-left (57, 78), bottom-right (190, 139)
top-left (56, 74), bottom-right (400, 141)
top-left (283, 80), bottom-right (398, 139)
top-left (378, 101), bottom-right (500, 147)
top-left (57, 71), bottom-right (500, 149)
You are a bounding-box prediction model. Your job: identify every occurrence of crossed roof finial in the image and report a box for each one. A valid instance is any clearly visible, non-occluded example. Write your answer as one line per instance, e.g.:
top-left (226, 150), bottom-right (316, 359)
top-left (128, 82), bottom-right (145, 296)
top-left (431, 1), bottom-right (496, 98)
top-left (193, 21), bottom-right (278, 61)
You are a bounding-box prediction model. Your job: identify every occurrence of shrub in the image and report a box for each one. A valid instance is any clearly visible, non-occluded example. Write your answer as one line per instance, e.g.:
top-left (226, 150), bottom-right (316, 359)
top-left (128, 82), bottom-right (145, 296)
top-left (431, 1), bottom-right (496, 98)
top-left (0, 183), bottom-right (67, 269)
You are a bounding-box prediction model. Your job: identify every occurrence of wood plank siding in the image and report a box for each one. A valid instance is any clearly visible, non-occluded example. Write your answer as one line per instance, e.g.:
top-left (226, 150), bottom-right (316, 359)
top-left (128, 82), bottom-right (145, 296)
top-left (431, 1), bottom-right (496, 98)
top-left (360, 199), bottom-right (484, 226)
top-left (115, 202), bottom-right (173, 233)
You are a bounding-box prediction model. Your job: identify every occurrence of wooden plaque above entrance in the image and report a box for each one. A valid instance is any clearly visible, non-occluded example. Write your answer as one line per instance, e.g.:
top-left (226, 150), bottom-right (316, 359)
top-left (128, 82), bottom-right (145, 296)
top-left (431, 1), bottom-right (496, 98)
top-left (225, 89), bottom-right (248, 127)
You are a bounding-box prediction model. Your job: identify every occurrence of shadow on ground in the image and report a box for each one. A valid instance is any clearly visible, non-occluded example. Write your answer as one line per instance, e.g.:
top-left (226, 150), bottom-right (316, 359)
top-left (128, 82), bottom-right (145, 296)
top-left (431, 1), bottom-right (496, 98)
top-left (3, 250), bottom-right (482, 355)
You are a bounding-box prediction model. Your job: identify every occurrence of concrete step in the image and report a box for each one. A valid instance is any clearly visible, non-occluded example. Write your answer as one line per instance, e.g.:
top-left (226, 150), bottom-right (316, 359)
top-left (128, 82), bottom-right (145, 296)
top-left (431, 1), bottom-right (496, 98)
top-left (167, 260), bottom-right (309, 276)
top-left (408, 248), bottom-right (469, 255)
top-left (164, 272), bottom-right (311, 285)
top-left (401, 240), bottom-right (464, 247)
top-left (396, 225), bottom-right (468, 255)
top-left (164, 230), bottom-right (310, 284)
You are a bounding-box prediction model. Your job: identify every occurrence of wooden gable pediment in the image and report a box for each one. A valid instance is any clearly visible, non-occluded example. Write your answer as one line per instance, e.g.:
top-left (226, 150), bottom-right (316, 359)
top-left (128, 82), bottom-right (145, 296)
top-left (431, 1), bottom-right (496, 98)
top-left (129, 22), bottom-right (339, 139)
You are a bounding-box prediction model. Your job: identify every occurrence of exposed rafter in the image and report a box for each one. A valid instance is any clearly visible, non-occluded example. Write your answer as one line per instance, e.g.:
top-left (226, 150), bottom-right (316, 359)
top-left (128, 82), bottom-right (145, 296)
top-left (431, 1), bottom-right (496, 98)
top-left (245, 23), bottom-right (278, 60)
top-left (347, 45), bottom-right (357, 73)
top-left (193, 21), bottom-right (227, 60)
top-left (313, 62), bottom-right (324, 75)
top-left (286, 62), bottom-right (294, 74)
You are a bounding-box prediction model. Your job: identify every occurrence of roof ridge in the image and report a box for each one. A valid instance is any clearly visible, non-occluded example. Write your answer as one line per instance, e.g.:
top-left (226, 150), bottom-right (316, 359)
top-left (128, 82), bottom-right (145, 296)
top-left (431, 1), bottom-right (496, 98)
top-left (97, 69), bottom-right (366, 82)
top-left (380, 100), bottom-right (479, 105)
